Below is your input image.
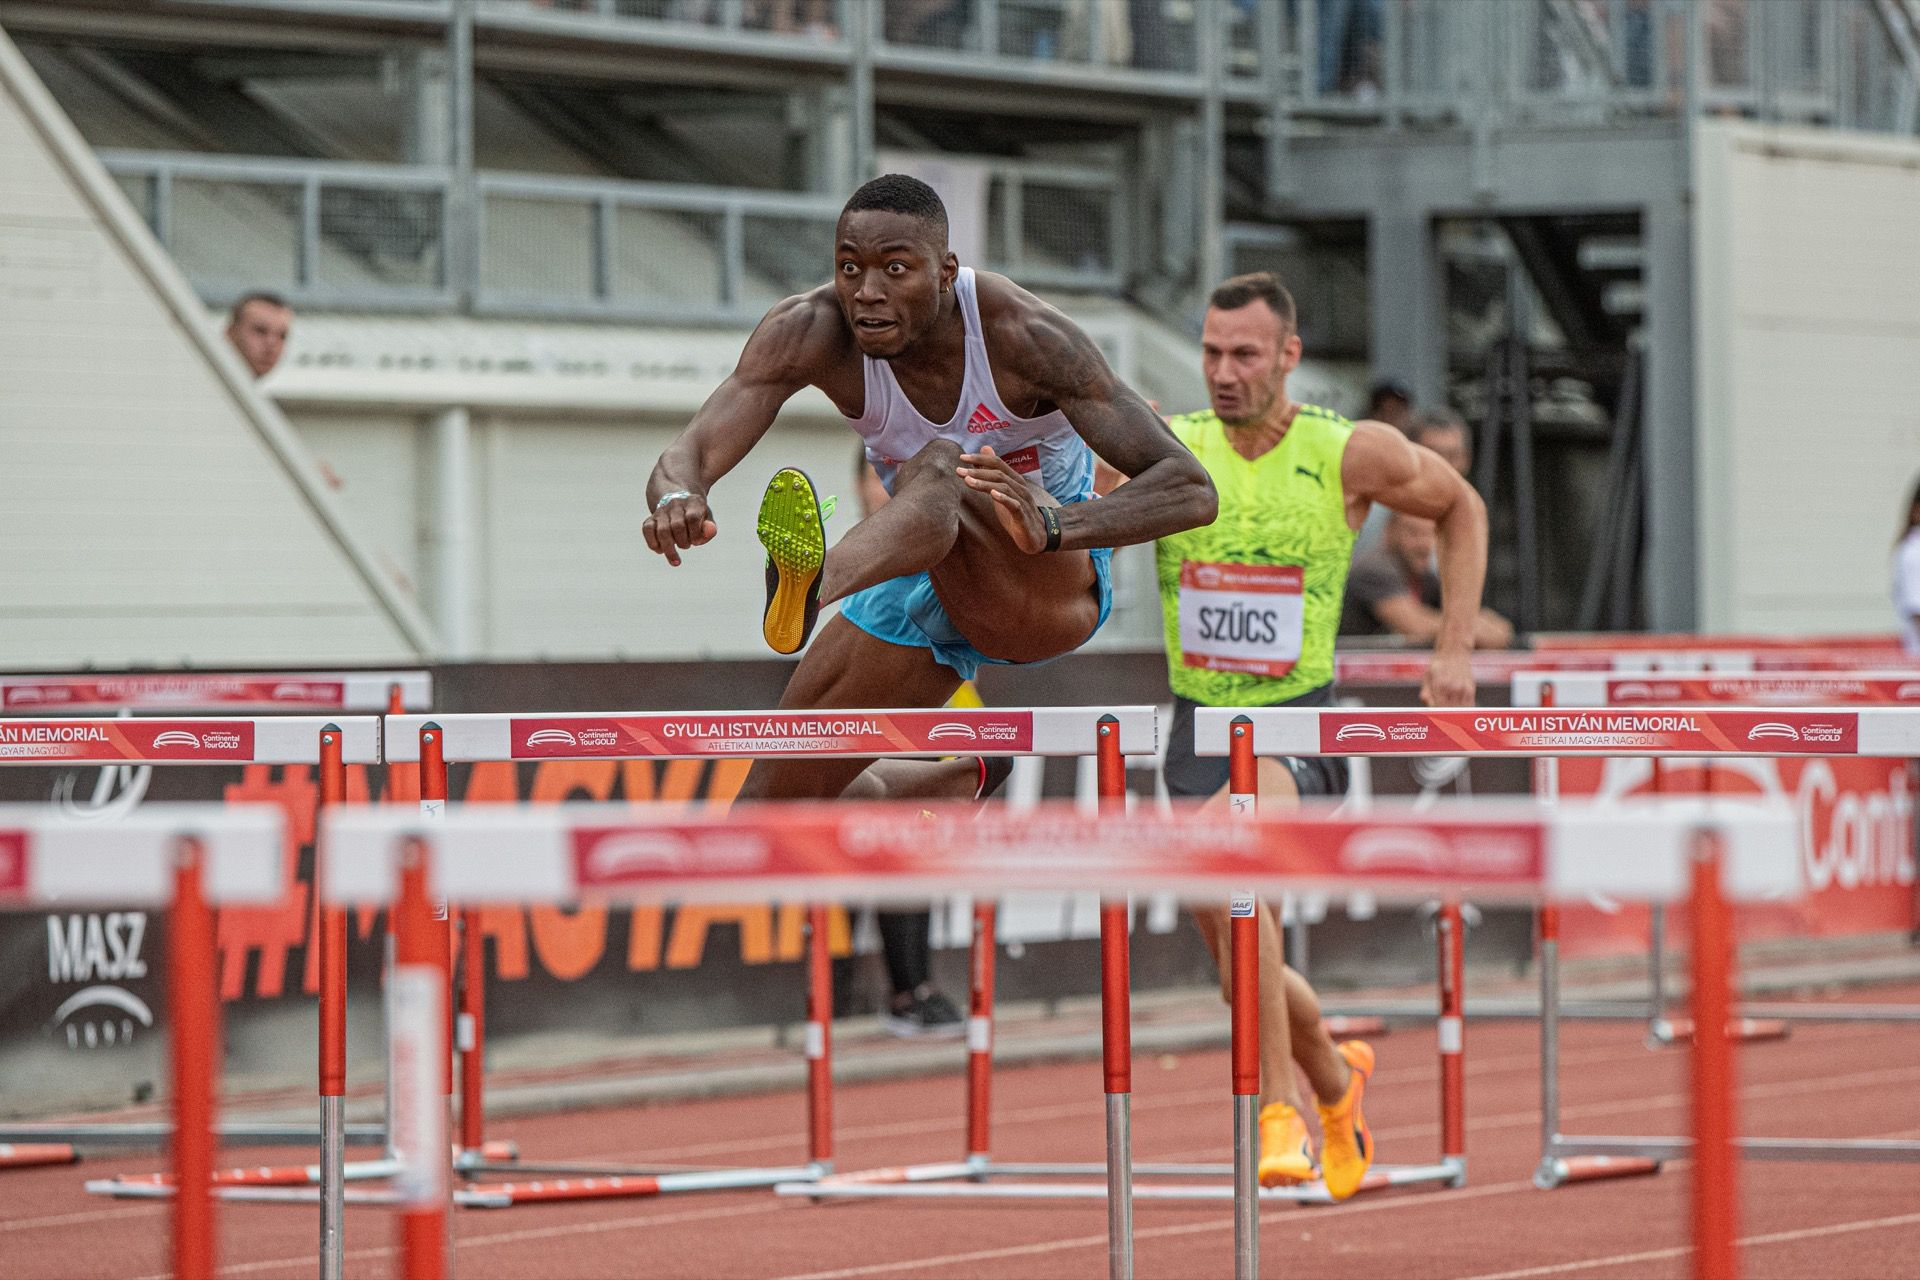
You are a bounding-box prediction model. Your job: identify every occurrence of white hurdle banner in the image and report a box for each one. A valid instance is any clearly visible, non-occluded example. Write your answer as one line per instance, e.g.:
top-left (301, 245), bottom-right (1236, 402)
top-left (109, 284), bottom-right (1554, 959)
top-left (1195, 705), bottom-right (1920, 758)
top-left (319, 798), bottom-right (1797, 1280)
top-left (0, 671), bottom-right (431, 714)
top-left (0, 805), bottom-right (285, 1280)
top-left (0, 715), bottom-right (382, 764)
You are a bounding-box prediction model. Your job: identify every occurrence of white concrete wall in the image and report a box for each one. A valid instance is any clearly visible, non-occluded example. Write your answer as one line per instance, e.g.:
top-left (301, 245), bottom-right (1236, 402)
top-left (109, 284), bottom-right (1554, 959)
top-left (0, 32), bottom-right (430, 667)
top-left (1693, 119), bottom-right (1920, 633)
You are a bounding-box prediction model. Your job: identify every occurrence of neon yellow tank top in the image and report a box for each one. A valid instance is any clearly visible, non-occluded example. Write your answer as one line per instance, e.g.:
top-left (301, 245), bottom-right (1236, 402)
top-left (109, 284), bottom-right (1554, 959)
top-left (1155, 405), bottom-right (1356, 706)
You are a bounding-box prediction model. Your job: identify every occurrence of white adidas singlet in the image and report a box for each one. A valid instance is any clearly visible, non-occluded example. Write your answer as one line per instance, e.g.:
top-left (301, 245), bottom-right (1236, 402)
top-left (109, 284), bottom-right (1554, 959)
top-left (847, 267), bottom-right (1095, 506)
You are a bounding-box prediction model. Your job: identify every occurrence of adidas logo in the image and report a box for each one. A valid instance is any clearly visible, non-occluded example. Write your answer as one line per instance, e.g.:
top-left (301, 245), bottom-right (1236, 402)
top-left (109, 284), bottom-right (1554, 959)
top-left (966, 403), bottom-right (1010, 434)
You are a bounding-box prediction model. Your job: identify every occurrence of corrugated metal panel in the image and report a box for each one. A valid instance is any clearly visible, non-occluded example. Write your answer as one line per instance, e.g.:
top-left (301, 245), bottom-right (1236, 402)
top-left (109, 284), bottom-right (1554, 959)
top-left (1695, 120), bottom-right (1920, 633)
top-left (0, 31), bottom-right (432, 665)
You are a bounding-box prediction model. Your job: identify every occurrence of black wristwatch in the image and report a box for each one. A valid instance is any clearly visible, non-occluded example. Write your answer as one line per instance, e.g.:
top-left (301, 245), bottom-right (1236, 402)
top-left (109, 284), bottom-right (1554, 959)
top-left (1040, 505), bottom-right (1062, 553)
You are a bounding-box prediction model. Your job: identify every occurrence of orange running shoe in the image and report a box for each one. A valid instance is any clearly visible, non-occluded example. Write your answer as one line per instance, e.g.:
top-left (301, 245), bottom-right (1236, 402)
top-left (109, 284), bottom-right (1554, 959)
top-left (1316, 1040), bottom-right (1374, 1201)
top-left (1257, 1102), bottom-right (1316, 1188)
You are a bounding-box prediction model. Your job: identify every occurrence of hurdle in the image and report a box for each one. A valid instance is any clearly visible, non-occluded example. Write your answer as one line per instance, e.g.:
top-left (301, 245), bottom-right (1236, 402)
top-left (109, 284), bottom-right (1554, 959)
top-left (379, 706), bottom-right (1158, 1204)
top-left (1516, 669), bottom-right (1920, 1045)
top-left (0, 670), bottom-right (428, 1173)
top-left (1197, 703), bottom-right (1920, 1193)
top-left (2, 804), bottom-right (285, 1276)
top-left (321, 795), bottom-right (1797, 1280)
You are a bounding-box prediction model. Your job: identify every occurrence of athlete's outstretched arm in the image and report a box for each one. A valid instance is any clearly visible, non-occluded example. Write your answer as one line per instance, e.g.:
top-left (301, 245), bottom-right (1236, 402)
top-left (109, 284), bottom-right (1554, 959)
top-left (1343, 420), bottom-right (1490, 706)
top-left (642, 295), bottom-right (831, 566)
top-left (971, 304), bottom-right (1214, 551)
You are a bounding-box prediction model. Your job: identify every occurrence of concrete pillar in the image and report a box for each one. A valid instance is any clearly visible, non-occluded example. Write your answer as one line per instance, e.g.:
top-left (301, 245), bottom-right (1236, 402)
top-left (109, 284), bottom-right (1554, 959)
top-left (1640, 196), bottom-right (1697, 630)
top-left (431, 407), bottom-right (475, 658)
top-left (1367, 207), bottom-right (1446, 412)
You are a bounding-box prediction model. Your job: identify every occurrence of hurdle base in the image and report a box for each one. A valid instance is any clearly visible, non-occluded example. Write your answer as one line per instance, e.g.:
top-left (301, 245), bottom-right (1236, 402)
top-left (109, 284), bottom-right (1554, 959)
top-left (460, 1163), bottom-right (826, 1208)
top-left (0, 1121), bottom-right (386, 1149)
top-left (777, 1158), bottom-right (1461, 1204)
top-left (1532, 1154), bottom-right (1662, 1190)
top-left (450, 1140), bottom-right (522, 1172)
top-left (88, 1156), bottom-right (406, 1198)
top-left (1548, 1135), bottom-right (1920, 1165)
top-left (1646, 1017), bottom-right (1792, 1047)
top-left (0, 1143), bottom-right (78, 1169)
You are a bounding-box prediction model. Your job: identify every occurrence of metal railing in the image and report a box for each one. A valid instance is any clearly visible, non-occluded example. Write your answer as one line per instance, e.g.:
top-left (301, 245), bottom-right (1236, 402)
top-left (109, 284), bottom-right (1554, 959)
top-left (1282, 0), bottom-right (1920, 135)
top-left (985, 160), bottom-right (1126, 291)
top-left (474, 172), bottom-right (842, 320)
top-left (877, 0), bottom-right (1200, 76)
top-left (98, 151), bottom-right (454, 308)
top-left (476, 0), bottom-right (848, 42)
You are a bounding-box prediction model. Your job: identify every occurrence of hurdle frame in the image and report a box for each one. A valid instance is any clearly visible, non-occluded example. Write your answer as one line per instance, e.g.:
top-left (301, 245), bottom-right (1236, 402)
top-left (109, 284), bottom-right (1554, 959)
top-left (1196, 703), bottom-right (1920, 1194)
top-left (381, 705), bottom-right (1159, 1206)
top-left (321, 794), bottom-right (1799, 1280)
top-left (3, 804), bottom-right (286, 1278)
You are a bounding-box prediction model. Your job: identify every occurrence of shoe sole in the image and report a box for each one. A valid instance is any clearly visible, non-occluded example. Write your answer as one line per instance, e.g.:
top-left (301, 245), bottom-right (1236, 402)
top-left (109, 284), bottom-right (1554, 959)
top-left (757, 468), bottom-right (825, 655)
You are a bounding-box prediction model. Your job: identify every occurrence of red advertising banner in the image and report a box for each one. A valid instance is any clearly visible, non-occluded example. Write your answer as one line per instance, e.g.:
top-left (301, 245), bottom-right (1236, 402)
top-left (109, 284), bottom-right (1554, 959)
top-left (568, 808), bottom-right (1548, 896)
top-left (510, 711), bottom-right (1035, 759)
top-left (0, 678), bottom-right (347, 711)
top-left (1334, 651), bottom-right (1619, 684)
top-left (0, 720), bottom-right (256, 762)
top-left (1556, 756), bottom-right (1916, 956)
top-left (0, 831), bottom-right (25, 899)
top-left (1318, 709), bottom-right (1859, 755)
top-left (1604, 676), bottom-right (1920, 705)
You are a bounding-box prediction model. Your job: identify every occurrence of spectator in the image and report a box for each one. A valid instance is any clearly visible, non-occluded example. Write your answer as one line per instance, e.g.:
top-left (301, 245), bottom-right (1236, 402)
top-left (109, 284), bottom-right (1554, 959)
top-left (1895, 476), bottom-right (1920, 655)
top-left (225, 291), bottom-right (291, 380)
top-left (1363, 378), bottom-right (1413, 436)
top-left (1317, 0), bottom-right (1384, 97)
top-left (1407, 409), bottom-right (1471, 476)
top-left (1343, 511), bottom-right (1513, 646)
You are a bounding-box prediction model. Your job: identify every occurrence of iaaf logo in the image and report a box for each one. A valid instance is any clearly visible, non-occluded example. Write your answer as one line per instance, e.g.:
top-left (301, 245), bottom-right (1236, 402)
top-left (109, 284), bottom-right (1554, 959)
top-left (7, 687), bottom-right (46, 704)
top-left (151, 730), bottom-right (202, 749)
top-left (1611, 682), bottom-right (1656, 699)
top-left (926, 722), bottom-right (979, 742)
top-left (1898, 683), bottom-right (1920, 700)
top-left (271, 683), bottom-right (322, 700)
top-left (965, 403), bottom-right (1010, 434)
top-left (1746, 722), bottom-right (1802, 742)
top-left (525, 729), bottom-right (578, 747)
top-left (1333, 723), bottom-right (1388, 743)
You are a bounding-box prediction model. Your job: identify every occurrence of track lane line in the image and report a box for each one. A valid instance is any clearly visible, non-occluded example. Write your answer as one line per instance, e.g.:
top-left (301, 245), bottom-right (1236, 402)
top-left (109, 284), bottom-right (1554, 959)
top-left (1455, 1210), bottom-right (1920, 1280)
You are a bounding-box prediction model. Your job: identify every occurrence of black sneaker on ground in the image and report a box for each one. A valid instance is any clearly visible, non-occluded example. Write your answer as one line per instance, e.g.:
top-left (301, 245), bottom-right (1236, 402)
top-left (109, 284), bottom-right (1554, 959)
top-left (884, 987), bottom-right (966, 1039)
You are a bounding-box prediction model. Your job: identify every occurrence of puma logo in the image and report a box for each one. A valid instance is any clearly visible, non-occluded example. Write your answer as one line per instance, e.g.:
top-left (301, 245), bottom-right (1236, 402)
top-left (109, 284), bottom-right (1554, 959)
top-left (1295, 464), bottom-right (1324, 487)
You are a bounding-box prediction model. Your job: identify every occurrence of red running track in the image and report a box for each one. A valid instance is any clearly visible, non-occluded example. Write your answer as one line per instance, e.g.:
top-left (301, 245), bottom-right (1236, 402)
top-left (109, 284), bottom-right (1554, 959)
top-left (4, 995), bottom-right (1918, 1278)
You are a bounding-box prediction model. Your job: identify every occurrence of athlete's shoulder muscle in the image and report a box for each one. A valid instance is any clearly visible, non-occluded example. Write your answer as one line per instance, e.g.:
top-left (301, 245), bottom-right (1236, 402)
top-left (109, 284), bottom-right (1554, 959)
top-left (740, 286), bottom-right (854, 389)
top-left (1339, 417), bottom-right (1421, 498)
top-left (974, 271), bottom-right (1113, 402)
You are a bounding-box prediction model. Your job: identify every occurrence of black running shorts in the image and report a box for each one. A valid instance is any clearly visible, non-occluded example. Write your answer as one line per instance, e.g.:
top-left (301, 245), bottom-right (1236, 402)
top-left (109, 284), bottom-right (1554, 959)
top-left (1161, 687), bottom-right (1350, 800)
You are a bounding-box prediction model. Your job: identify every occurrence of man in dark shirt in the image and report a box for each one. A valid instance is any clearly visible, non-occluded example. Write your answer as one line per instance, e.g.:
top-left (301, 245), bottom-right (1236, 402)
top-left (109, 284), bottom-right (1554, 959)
top-left (1343, 512), bottom-right (1513, 646)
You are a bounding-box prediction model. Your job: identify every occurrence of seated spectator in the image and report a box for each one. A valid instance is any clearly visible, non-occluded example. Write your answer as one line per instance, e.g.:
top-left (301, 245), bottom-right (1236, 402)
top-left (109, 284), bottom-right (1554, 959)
top-left (224, 291), bottom-right (292, 380)
top-left (1363, 377), bottom-right (1413, 436)
top-left (1343, 512), bottom-right (1513, 647)
top-left (1407, 408), bottom-right (1471, 475)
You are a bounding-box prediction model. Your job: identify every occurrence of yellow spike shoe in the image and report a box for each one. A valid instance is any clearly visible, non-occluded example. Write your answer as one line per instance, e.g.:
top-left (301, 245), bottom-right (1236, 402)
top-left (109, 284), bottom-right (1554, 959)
top-left (1316, 1040), bottom-right (1375, 1201)
top-left (756, 468), bottom-right (830, 655)
top-left (1258, 1102), bottom-right (1316, 1188)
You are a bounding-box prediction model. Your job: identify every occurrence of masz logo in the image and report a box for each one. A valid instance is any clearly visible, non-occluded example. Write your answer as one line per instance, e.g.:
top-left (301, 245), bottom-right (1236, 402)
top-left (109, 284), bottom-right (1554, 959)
top-left (46, 913), bottom-right (152, 1051)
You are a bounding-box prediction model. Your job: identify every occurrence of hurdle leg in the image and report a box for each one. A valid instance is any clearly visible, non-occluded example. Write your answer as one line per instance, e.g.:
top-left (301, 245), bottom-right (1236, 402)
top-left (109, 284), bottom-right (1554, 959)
top-left (965, 901), bottom-right (995, 1174)
top-left (1689, 831), bottom-right (1739, 1280)
top-left (458, 909), bottom-right (487, 1164)
top-left (394, 837), bottom-right (450, 1280)
top-left (1096, 716), bottom-right (1132, 1280)
top-left (171, 836), bottom-right (218, 1280)
top-left (1436, 899), bottom-right (1466, 1185)
top-left (317, 726), bottom-right (347, 1280)
top-left (1228, 716), bottom-right (1259, 1280)
top-left (806, 904), bottom-right (834, 1175)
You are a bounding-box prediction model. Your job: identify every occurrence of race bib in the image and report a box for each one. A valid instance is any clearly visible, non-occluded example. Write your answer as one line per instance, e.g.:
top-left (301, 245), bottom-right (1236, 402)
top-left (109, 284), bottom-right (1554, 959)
top-left (1178, 561), bottom-right (1304, 677)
